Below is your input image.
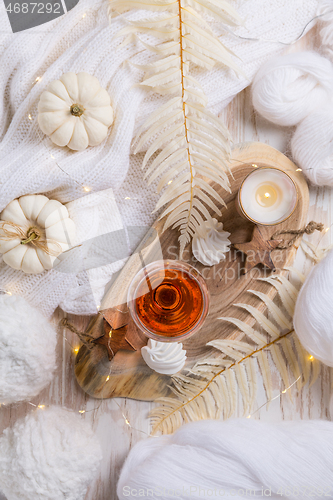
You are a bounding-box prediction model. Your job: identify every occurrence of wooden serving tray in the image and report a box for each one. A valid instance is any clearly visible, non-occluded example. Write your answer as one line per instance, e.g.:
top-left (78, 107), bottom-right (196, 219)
top-left (74, 142), bottom-right (309, 401)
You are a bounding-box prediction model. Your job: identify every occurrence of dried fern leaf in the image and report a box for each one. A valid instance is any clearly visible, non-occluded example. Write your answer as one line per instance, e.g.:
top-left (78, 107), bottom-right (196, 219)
top-left (150, 267), bottom-right (318, 434)
top-left (310, 359), bottom-right (322, 387)
top-left (257, 277), bottom-right (296, 317)
top-left (218, 317), bottom-right (267, 346)
top-left (110, 0), bottom-right (242, 255)
top-left (207, 339), bottom-right (253, 360)
top-left (246, 357), bottom-right (257, 414)
top-left (256, 349), bottom-right (273, 403)
top-left (248, 289), bottom-right (292, 330)
top-left (234, 362), bottom-right (251, 415)
top-left (293, 335), bottom-right (311, 386)
top-left (268, 344), bottom-right (292, 400)
top-left (280, 336), bottom-right (302, 391)
top-left (234, 303), bottom-right (281, 339)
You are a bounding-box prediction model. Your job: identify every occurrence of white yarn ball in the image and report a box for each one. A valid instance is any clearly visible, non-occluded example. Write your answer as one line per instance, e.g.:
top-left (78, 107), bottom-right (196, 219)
top-left (252, 51), bottom-right (333, 126)
top-left (319, 0), bottom-right (333, 62)
top-left (118, 418), bottom-right (333, 499)
top-left (294, 248), bottom-right (333, 366)
top-left (0, 406), bottom-right (102, 500)
top-left (291, 109), bottom-right (333, 186)
top-left (0, 294), bottom-right (57, 404)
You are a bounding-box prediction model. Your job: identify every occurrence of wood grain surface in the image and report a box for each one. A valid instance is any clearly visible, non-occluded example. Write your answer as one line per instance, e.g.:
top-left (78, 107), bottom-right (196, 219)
top-left (0, 27), bottom-right (332, 500)
top-left (74, 142), bottom-right (309, 401)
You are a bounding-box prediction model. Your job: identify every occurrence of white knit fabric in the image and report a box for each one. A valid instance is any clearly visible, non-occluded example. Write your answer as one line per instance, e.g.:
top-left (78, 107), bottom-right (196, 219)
top-left (0, 0), bottom-right (319, 316)
top-left (0, 406), bottom-right (102, 500)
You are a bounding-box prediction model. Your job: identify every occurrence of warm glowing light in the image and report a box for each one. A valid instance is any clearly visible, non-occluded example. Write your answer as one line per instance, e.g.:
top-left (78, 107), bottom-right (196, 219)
top-left (79, 410), bottom-right (86, 414)
top-left (296, 168), bottom-right (302, 172)
top-left (125, 196), bottom-right (131, 200)
top-left (7, 291), bottom-right (12, 296)
top-left (168, 180), bottom-right (173, 185)
top-left (28, 114), bottom-right (32, 120)
top-left (83, 186), bottom-right (91, 192)
top-left (106, 375), bottom-right (110, 382)
top-left (125, 419), bottom-right (130, 426)
top-left (35, 76), bottom-right (41, 82)
top-left (252, 164), bottom-right (258, 168)
top-left (246, 415), bottom-right (251, 419)
top-left (50, 154), bottom-right (55, 159)
top-left (73, 348), bottom-right (79, 355)
top-left (82, 13), bottom-right (86, 18)
top-left (255, 184), bottom-right (279, 208)
top-left (324, 228), bottom-right (330, 233)
top-left (282, 390), bottom-right (287, 394)
top-left (38, 405), bottom-right (45, 410)
top-left (309, 355), bottom-right (314, 361)
top-left (97, 305), bottom-right (101, 310)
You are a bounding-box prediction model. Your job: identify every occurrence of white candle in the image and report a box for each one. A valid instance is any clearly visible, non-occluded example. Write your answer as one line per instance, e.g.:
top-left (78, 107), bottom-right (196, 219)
top-left (238, 167), bottom-right (298, 225)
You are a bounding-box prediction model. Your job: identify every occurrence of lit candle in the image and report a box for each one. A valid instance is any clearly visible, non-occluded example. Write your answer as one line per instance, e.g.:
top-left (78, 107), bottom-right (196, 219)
top-left (237, 167), bottom-right (298, 225)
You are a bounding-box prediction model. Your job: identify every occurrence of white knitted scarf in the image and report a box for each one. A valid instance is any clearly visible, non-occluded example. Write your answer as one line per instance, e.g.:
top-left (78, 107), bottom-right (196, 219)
top-left (0, 0), bottom-right (318, 317)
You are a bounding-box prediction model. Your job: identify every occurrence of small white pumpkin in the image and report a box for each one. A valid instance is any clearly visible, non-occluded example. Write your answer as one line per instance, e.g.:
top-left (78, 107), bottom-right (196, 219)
top-left (0, 195), bottom-right (76, 274)
top-left (38, 72), bottom-right (114, 151)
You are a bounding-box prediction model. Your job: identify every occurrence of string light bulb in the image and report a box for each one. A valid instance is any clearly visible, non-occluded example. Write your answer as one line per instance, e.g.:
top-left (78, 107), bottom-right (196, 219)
top-left (309, 355), bottom-right (314, 361)
top-left (35, 76), bottom-right (41, 83)
top-left (28, 114), bottom-right (32, 120)
top-left (38, 405), bottom-right (45, 410)
top-left (82, 13), bottom-right (86, 18)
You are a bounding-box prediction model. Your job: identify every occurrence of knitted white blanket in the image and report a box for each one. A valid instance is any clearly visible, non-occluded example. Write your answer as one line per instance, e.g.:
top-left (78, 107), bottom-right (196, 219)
top-left (0, 0), bottom-right (318, 317)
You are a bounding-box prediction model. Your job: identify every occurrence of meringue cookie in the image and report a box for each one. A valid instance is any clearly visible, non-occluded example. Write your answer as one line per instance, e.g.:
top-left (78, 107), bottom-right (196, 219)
top-left (141, 340), bottom-right (187, 375)
top-left (192, 218), bottom-right (231, 266)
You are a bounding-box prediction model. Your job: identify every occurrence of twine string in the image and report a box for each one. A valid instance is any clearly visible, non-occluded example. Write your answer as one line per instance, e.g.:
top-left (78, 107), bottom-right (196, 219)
top-left (0, 221), bottom-right (61, 256)
top-left (60, 318), bottom-right (95, 348)
top-left (271, 221), bottom-right (325, 250)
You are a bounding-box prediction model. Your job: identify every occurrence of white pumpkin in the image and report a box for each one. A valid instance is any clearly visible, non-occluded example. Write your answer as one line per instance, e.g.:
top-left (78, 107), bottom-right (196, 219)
top-left (0, 195), bottom-right (76, 274)
top-left (38, 72), bottom-right (114, 151)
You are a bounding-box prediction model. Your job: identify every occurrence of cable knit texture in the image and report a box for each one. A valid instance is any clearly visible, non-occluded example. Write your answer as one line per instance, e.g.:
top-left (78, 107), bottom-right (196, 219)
top-left (0, 406), bottom-right (102, 500)
top-left (0, 0), bottom-right (318, 316)
top-left (0, 294), bottom-right (57, 404)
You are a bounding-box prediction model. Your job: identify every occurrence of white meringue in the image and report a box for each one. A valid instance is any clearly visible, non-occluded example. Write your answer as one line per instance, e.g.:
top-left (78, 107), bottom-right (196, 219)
top-left (192, 218), bottom-right (231, 266)
top-left (141, 340), bottom-right (187, 375)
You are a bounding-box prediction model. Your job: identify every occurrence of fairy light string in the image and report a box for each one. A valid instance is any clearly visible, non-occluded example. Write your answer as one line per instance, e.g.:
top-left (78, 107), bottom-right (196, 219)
top-left (1, 7), bottom-right (329, 436)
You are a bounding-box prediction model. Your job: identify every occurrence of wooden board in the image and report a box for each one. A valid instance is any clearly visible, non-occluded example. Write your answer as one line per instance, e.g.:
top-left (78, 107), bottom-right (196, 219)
top-left (74, 142), bottom-right (309, 401)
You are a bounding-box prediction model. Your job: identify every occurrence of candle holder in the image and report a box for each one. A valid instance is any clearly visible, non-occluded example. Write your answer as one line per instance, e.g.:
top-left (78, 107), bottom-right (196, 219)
top-left (236, 167), bottom-right (298, 226)
top-left (127, 260), bottom-right (210, 342)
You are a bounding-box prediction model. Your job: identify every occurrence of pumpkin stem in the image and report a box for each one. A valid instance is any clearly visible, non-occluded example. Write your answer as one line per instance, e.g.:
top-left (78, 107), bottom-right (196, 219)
top-left (70, 104), bottom-right (84, 117)
top-left (21, 228), bottom-right (41, 245)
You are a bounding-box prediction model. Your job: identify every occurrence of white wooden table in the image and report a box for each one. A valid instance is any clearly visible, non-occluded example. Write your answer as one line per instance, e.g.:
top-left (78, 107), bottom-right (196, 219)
top-left (1, 27), bottom-right (332, 500)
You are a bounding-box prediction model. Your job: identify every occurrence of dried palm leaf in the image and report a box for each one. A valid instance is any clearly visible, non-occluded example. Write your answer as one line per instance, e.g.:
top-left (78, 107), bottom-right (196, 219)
top-left (109, 0), bottom-right (243, 255)
top-left (151, 272), bottom-right (320, 435)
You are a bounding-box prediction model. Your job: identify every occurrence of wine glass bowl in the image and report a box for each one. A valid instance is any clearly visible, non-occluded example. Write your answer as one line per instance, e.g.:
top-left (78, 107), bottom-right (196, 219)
top-left (127, 260), bottom-right (210, 342)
